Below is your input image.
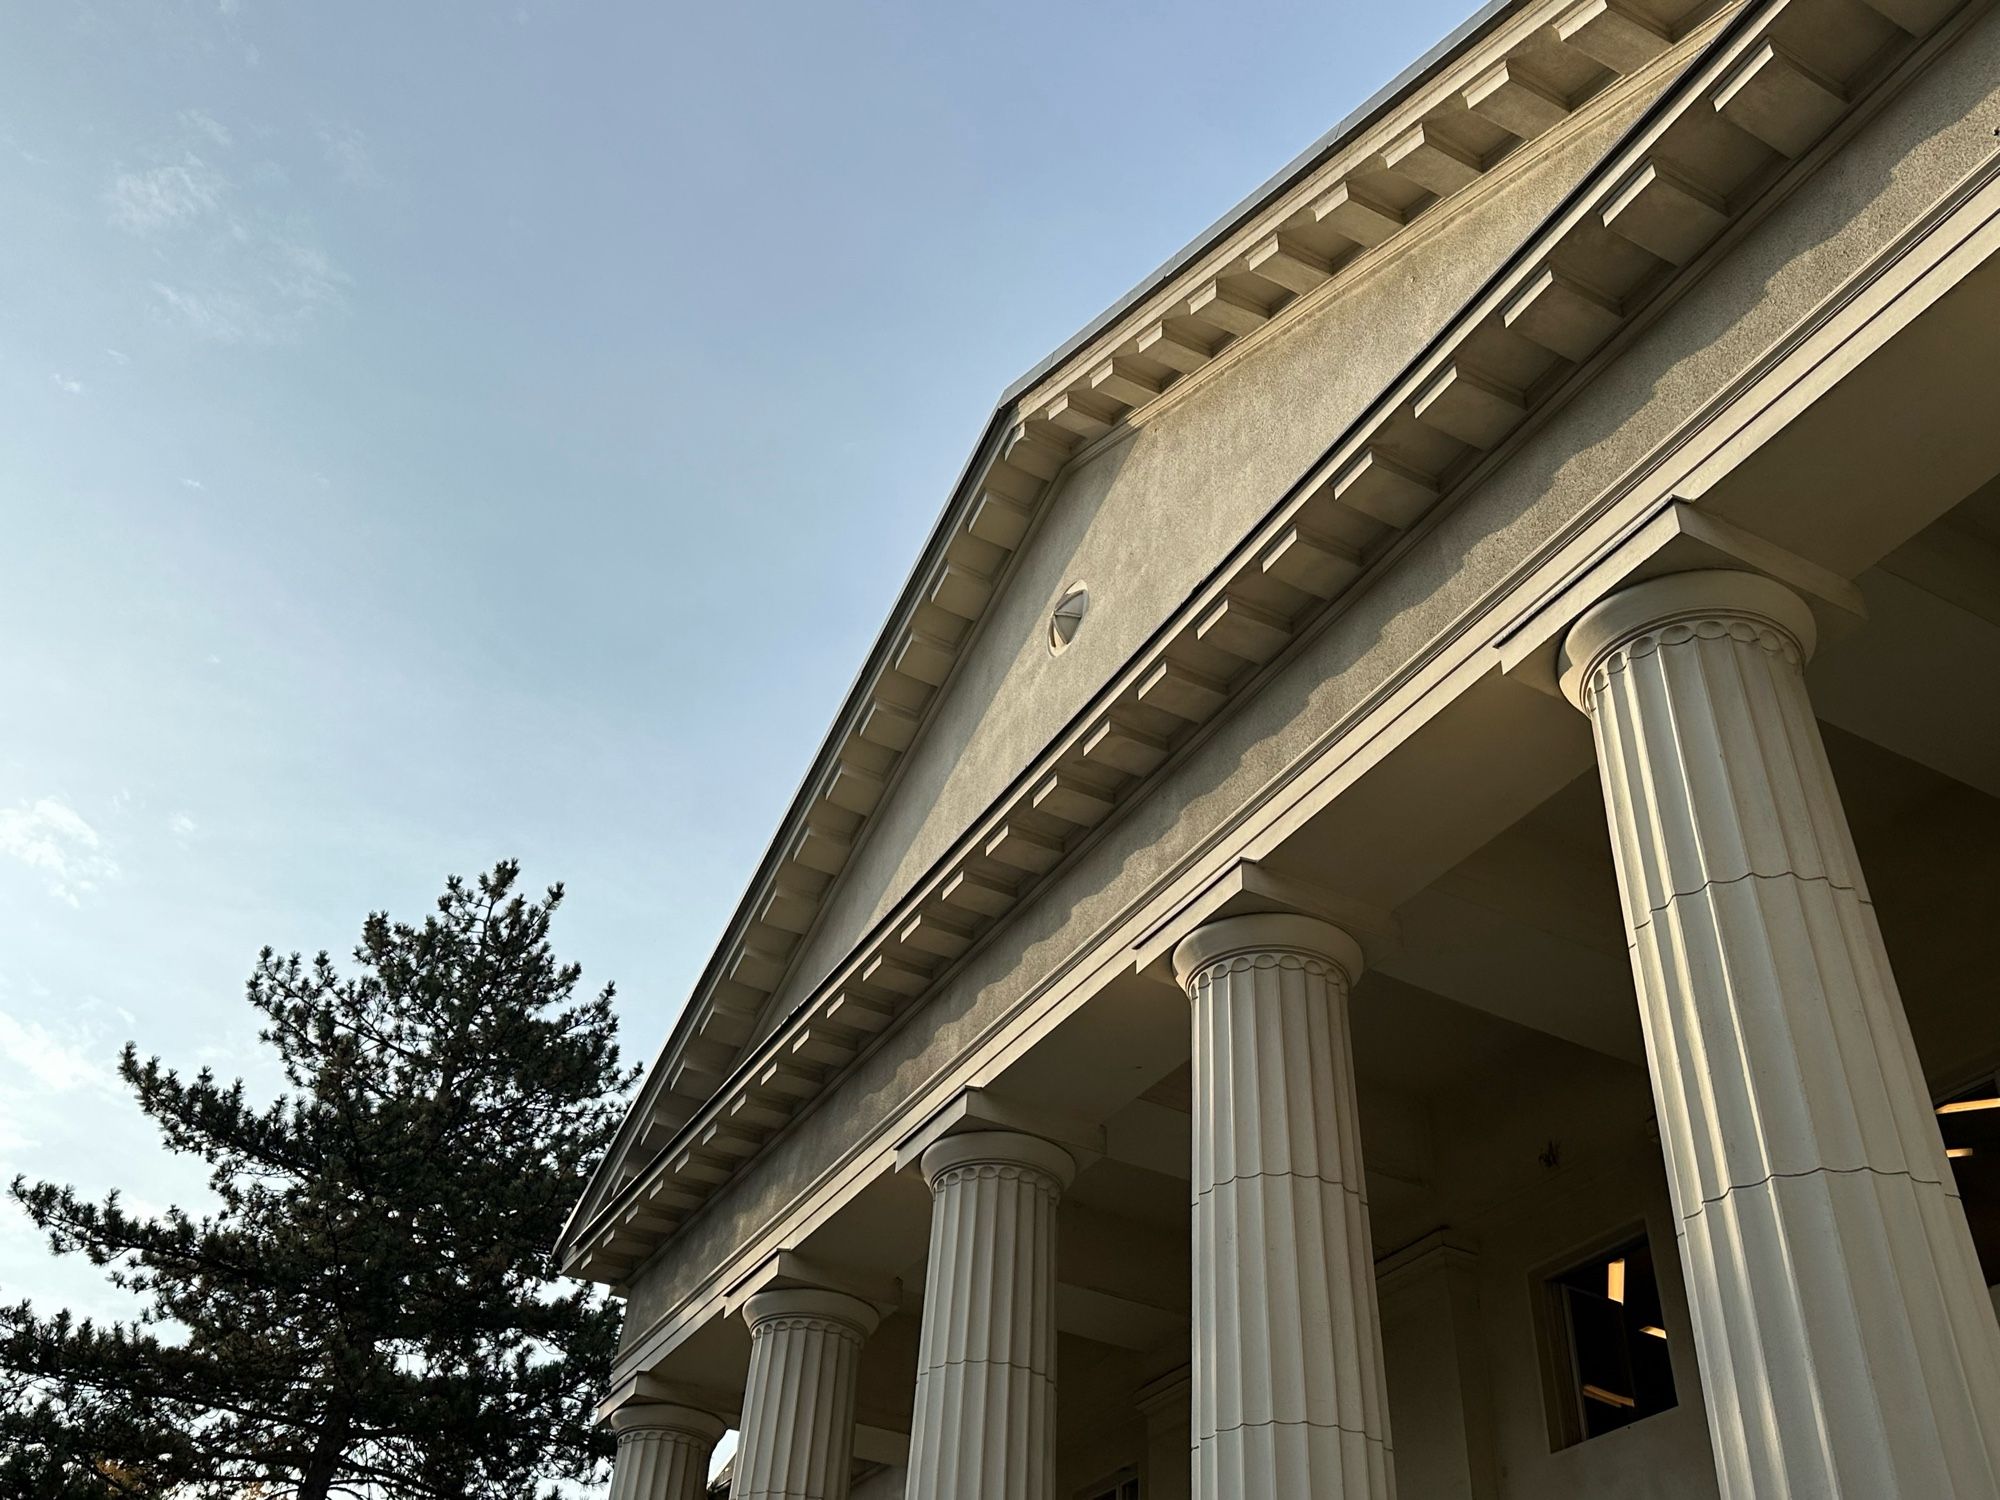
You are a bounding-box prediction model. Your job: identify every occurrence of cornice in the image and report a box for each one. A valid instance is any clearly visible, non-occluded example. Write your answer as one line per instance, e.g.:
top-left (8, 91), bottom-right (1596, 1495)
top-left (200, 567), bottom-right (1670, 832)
top-left (561, 0), bottom-right (1964, 1281)
top-left (1008, 0), bottom-right (1743, 440)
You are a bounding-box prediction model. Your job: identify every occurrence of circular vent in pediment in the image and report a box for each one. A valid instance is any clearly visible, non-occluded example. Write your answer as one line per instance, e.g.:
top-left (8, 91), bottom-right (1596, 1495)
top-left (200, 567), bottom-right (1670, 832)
top-left (1049, 583), bottom-right (1089, 656)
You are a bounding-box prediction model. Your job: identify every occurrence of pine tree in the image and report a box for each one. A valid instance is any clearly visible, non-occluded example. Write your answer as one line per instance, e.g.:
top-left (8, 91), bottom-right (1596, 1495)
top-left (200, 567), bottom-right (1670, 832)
top-left (2, 862), bottom-right (636, 1499)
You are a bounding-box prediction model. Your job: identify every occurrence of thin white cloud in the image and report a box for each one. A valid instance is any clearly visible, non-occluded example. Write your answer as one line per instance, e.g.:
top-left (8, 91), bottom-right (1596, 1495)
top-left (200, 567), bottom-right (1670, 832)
top-left (179, 109), bottom-right (233, 148)
top-left (2, 128), bottom-right (49, 167)
top-left (317, 123), bottom-right (380, 188)
top-left (106, 155), bottom-right (228, 234)
top-left (181, 477), bottom-right (205, 490)
top-left (152, 227), bottom-right (349, 346)
top-left (154, 284), bottom-right (265, 344)
top-left (167, 812), bottom-right (197, 839)
top-left (0, 1114), bottom-right (31, 1156)
top-left (267, 235), bottom-right (346, 305)
top-left (0, 797), bottom-right (120, 906)
top-left (50, 373), bottom-right (83, 395)
top-left (112, 117), bottom-right (349, 346)
top-left (106, 348), bottom-right (130, 365)
top-left (0, 1008), bottom-right (114, 1096)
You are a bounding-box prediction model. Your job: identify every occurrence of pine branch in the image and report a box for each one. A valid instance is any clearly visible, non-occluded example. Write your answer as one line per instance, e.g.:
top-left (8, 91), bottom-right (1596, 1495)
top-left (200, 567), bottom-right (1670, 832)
top-left (3, 862), bottom-right (628, 1498)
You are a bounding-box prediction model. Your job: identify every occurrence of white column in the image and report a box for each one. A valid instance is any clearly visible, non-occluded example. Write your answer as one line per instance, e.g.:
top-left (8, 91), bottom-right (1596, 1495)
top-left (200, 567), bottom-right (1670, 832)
top-left (904, 1129), bottom-right (1075, 1500)
top-left (607, 1404), bottom-right (726, 1500)
top-left (1561, 568), bottom-right (2000, 1498)
top-left (1173, 913), bottom-right (1395, 1500)
top-left (734, 1287), bottom-right (879, 1500)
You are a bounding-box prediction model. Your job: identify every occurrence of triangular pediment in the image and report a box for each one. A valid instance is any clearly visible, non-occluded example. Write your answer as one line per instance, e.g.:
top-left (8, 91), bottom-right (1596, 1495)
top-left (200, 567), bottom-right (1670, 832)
top-left (561, 0), bottom-right (1963, 1278)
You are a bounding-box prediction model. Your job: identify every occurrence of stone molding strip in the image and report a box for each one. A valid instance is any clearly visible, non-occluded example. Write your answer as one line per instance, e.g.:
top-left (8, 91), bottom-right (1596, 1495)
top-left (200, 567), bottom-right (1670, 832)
top-left (560, 0), bottom-right (1966, 1284)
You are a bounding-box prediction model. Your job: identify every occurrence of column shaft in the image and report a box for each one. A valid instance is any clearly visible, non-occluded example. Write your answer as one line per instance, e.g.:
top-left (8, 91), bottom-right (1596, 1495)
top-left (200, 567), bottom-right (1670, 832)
top-left (904, 1129), bottom-right (1075, 1500)
top-left (1563, 569), bottom-right (2000, 1497)
top-left (734, 1288), bottom-right (878, 1500)
top-left (607, 1404), bottom-right (725, 1500)
top-left (1174, 913), bottom-right (1395, 1500)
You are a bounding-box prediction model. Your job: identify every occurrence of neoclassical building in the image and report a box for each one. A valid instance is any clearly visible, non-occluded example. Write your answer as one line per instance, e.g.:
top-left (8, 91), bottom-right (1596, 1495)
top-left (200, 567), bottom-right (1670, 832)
top-left (558, 0), bottom-right (2000, 1494)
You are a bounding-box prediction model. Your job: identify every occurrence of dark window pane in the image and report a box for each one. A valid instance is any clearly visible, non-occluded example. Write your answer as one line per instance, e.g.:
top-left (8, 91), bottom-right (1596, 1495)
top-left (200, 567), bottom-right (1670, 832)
top-left (1938, 1076), bottom-right (2000, 1292)
top-left (1547, 1233), bottom-right (1678, 1446)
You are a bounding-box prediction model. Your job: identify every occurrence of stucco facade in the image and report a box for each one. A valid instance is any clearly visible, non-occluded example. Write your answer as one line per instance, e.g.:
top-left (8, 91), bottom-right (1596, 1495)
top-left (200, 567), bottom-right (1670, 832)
top-left (565, 0), bottom-right (2000, 1495)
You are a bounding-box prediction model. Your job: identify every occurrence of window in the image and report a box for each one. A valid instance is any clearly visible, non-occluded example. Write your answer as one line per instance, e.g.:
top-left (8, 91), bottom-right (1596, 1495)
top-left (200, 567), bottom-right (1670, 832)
top-left (1543, 1233), bottom-right (1677, 1447)
top-left (1076, 1470), bottom-right (1139, 1500)
top-left (1937, 1073), bottom-right (2000, 1302)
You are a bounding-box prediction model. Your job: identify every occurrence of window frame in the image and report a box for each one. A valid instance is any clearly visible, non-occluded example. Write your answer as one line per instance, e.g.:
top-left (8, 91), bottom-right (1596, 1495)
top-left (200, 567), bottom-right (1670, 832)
top-left (1533, 1222), bottom-right (1679, 1451)
top-left (1073, 1465), bottom-right (1141, 1500)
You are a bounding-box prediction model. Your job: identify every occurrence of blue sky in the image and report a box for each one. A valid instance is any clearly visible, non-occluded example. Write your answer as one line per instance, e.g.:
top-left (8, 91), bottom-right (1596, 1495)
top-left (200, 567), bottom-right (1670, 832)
top-left (0, 0), bottom-right (1473, 1326)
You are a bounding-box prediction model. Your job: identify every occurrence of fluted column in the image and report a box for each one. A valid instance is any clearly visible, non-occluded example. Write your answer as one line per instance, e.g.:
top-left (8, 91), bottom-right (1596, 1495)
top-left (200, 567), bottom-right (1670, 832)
top-left (734, 1287), bottom-right (878, 1500)
top-left (1561, 568), bottom-right (2000, 1498)
top-left (1173, 913), bottom-right (1395, 1500)
top-left (904, 1129), bottom-right (1075, 1500)
top-left (607, 1404), bottom-right (727, 1500)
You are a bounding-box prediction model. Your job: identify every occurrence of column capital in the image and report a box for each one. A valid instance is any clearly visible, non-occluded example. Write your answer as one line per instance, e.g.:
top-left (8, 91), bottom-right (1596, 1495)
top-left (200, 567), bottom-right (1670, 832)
top-left (727, 1248), bottom-right (899, 1324)
top-left (1170, 911), bottom-right (1364, 990)
top-left (607, 1400), bottom-right (728, 1500)
top-left (742, 1286), bottom-right (880, 1344)
top-left (894, 1085), bottom-right (1103, 1176)
top-left (1558, 567), bottom-right (1817, 710)
top-left (610, 1402), bottom-right (730, 1444)
top-left (917, 1128), bottom-right (1076, 1196)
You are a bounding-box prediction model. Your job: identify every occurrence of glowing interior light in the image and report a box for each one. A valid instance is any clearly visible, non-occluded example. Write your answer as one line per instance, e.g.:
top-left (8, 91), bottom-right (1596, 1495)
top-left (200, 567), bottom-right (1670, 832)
top-left (1937, 1098), bottom-right (2000, 1115)
top-left (1606, 1257), bottom-right (1627, 1305)
top-left (1948, 1147), bottom-right (1976, 1159)
top-left (1640, 1324), bottom-right (1668, 1339)
top-left (1582, 1384), bottom-right (1637, 1409)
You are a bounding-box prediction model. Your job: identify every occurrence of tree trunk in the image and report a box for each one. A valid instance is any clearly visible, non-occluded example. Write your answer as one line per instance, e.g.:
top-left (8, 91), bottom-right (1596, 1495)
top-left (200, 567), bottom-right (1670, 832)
top-left (297, 1410), bottom-right (351, 1500)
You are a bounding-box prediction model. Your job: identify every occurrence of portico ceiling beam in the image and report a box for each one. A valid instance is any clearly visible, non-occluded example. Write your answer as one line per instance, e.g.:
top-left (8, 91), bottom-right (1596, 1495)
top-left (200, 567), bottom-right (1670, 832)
top-left (1053, 1282), bottom-right (1190, 1353)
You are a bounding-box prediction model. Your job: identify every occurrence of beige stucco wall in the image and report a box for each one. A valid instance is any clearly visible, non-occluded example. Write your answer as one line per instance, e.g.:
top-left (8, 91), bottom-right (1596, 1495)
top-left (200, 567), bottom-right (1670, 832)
top-left (623, 3), bottom-right (2000, 1356)
top-left (769, 79), bottom-right (1671, 1019)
